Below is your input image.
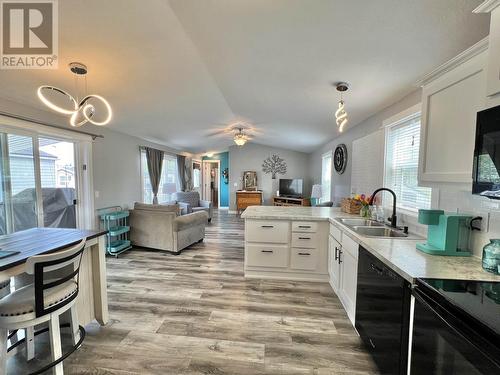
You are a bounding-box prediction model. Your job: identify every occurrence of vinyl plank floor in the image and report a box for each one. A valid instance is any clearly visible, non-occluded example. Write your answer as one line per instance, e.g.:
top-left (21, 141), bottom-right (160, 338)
top-left (10, 210), bottom-right (378, 374)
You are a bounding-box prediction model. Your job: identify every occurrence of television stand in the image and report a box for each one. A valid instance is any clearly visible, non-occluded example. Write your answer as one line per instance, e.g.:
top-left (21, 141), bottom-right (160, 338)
top-left (273, 196), bottom-right (311, 207)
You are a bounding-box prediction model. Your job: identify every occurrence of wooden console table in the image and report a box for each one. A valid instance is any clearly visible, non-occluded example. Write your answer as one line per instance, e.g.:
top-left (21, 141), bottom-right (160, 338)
top-left (273, 196), bottom-right (310, 207)
top-left (236, 191), bottom-right (263, 214)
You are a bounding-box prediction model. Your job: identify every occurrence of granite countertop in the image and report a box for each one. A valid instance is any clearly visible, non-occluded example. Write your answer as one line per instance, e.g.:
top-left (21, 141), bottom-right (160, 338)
top-left (241, 206), bottom-right (500, 284)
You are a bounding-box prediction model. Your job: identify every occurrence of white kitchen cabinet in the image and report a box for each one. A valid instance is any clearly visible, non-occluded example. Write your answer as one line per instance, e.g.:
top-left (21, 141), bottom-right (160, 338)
top-left (244, 219), bottom-right (329, 282)
top-left (340, 246), bottom-right (358, 324)
top-left (475, 1), bottom-right (500, 97)
top-left (487, 8), bottom-right (500, 97)
top-left (328, 234), bottom-right (341, 292)
top-left (418, 46), bottom-right (487, 185)
top-left (328, 225), bottom-right (358, 325)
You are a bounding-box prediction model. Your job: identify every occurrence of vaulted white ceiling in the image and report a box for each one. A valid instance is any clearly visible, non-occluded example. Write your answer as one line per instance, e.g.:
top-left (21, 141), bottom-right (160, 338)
top-left (0, 0), bottom-right (490, 153)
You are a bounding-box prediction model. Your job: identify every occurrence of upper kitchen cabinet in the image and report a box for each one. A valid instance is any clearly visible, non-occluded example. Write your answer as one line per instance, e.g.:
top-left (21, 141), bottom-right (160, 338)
top-left (475, 0), bottom-right (500, 97)
top-left (418, 42), bottom-right (488, 185)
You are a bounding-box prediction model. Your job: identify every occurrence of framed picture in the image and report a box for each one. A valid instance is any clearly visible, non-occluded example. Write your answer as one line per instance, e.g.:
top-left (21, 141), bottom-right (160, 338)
top-left (243, 171), bottom-right (258, 190)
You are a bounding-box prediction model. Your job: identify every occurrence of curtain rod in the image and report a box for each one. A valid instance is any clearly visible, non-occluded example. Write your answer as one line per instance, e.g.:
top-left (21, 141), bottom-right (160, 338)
top-left (139, 145), bottom-right (183, 156)
top-left (0, 110), bottom-right (104, 140)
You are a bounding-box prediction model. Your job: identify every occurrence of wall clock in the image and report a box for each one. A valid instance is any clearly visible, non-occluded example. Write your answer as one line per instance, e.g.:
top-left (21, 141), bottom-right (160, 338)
top-left (334, 144), bottom-right (347, 174)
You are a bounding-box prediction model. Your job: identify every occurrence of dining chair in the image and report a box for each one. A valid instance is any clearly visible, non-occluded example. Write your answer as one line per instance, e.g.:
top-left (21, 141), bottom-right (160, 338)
top-left (0, 239), bottom-right (86, 375)
top-left (0, 280), bottom-right (10, 299)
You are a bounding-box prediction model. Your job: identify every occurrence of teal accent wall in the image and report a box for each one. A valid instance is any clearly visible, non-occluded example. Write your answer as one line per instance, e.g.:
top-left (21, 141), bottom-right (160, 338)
top-left (202, 152), bottom-right (229, 207)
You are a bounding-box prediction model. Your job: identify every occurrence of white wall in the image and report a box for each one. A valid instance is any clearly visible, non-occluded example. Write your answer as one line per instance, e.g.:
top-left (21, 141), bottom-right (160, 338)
top-left (308, 88), bottom-right (500, 258)
top-left (229, 143), bottom-right (310, 210)
top-left (308, 90), bottom-right (422, 205)
top-left (92, 127), bottom-right (188, 211)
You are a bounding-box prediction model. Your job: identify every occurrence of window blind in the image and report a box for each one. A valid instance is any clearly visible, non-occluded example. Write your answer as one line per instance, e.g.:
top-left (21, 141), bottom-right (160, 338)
top-left (385, 114), bottom-right (432, 211)
top-left (321, 152), bottom-right (332, 202)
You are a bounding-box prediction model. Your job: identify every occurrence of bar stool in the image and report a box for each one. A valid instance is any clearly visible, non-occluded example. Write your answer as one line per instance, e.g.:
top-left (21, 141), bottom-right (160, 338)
top-left (0, 239), bottom-right (86, 375)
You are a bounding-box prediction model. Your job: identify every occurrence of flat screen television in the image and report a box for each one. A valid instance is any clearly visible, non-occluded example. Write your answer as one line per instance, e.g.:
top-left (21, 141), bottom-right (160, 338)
top-left (279, 179), bottom-right (303, 198)
top-left (473, 104), bottom-right (500, 200)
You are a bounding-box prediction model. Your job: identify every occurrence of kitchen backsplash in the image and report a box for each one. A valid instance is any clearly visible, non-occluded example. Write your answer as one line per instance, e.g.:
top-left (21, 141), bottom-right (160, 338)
top-left (392, 188), bottom-right (500, 258)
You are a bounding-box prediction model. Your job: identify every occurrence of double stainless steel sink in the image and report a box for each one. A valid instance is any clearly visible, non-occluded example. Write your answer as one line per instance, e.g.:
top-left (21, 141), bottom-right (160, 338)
top-left (335, 218), bottom-right (410, 238)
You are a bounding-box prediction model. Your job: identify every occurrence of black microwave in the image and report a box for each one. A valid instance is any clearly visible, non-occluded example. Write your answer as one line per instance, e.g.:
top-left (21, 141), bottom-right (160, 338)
top-left (473, 104), bottom-right (500, 200)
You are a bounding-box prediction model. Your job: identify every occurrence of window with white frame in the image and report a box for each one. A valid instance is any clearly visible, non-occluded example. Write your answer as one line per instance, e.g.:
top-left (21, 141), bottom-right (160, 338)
top-left (141, 151), bottom-right (178, 203)
top-left (321, 152), bottom-right (332, 202)
top-left (384, 112), bottom-right (432, 211)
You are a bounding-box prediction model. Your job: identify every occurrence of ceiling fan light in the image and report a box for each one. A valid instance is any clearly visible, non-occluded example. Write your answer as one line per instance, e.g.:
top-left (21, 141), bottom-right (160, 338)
top-left (234, 135), bottom-right (247, 146)
top-left (233, 127), bottom-right (249, 146)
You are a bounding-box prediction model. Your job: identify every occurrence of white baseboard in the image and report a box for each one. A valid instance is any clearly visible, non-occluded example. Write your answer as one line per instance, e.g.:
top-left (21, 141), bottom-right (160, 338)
top-left (218, 206), bottom-right (229, 210)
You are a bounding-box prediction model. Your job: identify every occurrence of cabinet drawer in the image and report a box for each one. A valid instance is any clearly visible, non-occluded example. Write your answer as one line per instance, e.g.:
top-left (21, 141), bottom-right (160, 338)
top-left (329, 224), bottom-right (342, 243)
top-left (291, 232), bottom-right (320, 249)
top-left (246, 244), bottom-right (289, 268)
top-left (238, 197), bottom-right (261, 205)
top-left (292, 221), bottom-right (318, 233)
top-left (290, 248), bottom-right (318, 270)
top-left (341, 234), bottom-right (359, 260)
top-left (246, 220), bottom-right (289, 243)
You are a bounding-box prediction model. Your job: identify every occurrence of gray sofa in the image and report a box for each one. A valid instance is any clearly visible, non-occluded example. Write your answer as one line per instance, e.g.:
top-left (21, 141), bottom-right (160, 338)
top-left (173, 191), bottom-right (212, 222)
top-left (129, 202), bottom-right (207, 254)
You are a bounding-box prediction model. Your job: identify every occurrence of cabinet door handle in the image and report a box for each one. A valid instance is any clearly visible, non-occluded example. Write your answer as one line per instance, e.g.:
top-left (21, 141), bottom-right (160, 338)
top-left (298, 237), bottom-right (311, 240)
top-left (261, 250), bottom-right (274, 253)
top-left (298, 225), bottom-right (311, 228)
top-left (261, 225), bottom-right (274, 228)
top-left (338, 249), bottom-right (343, 264)
top-left (298, 252), bottom-right (310, 256)
top-left (334, 246), bottom-right (339, 260)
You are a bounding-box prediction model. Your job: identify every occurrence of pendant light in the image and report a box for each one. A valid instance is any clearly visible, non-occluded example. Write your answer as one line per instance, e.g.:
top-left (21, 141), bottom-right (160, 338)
top-left (335, 82), bottom-right (349, 132)
top-left (37, 62), bottom-right (112, 127)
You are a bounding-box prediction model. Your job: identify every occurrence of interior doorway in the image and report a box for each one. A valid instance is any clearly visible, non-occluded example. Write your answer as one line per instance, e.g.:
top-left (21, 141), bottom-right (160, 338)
top-left (202, 160), bottom-right (220, 208)
top-left (192, 160), bottom-right (202, 195)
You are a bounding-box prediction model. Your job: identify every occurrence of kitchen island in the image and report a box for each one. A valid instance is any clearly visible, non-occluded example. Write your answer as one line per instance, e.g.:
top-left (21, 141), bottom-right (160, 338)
top-left (242, 205), bottom-right (500, 324)
top-left (241, 205), bottom-right (499, 284)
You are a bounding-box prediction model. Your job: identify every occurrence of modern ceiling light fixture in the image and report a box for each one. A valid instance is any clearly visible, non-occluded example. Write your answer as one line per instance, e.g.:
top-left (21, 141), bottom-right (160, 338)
top-left (37, 62), bottom-right (112, 127)
top-left (334, 82), bottom-right (349, 133)
top-left (233, 127), bottom-right (249, 146)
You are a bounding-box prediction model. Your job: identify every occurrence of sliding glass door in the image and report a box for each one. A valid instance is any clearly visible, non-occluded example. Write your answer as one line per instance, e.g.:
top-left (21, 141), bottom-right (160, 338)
top-left (0, 131), bottom-right (78, 235)
top-left (39, 138), bottom-right (77, 229)
top-left (0, 134), bottom-right (39, 234)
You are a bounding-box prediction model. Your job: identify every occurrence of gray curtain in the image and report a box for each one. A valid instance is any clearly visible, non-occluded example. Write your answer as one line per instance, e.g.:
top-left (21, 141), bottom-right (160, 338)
top-left (145, 147), bottom-right (164, 204)
top-left (177, 154), bottom-right (187, 192)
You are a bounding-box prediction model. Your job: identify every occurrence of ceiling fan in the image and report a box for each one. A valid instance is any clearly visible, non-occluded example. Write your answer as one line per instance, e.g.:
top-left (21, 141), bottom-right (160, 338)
top-left (233, 127), bottom-right (251, 146)
top-left (206, 121), bottom-right (261, 146)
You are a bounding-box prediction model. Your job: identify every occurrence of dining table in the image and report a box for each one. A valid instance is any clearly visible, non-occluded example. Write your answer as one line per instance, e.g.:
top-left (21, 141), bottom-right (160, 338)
top-left (0, 227), bottom-right (109, 326)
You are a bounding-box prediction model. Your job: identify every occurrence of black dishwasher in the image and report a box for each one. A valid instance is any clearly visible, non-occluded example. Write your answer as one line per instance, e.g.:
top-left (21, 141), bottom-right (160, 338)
top-left (355, 246), bottom-right (411, 375)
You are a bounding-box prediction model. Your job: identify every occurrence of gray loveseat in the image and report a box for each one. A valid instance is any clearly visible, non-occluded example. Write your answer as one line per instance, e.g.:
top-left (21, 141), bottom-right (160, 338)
top-left (129, 202), bottom-right (207, 254)
top-left (173, 191), bottom-right (212, 222)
